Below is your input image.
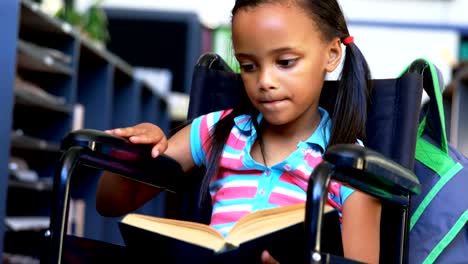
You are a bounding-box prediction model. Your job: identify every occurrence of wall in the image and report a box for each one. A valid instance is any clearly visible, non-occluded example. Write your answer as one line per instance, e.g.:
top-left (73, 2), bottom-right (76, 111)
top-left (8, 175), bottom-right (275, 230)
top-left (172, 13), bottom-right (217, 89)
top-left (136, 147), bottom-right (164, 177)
top-left (98, 0), bottom-right (467, 87)
top-left (98, 0), bottom-right (468, 28)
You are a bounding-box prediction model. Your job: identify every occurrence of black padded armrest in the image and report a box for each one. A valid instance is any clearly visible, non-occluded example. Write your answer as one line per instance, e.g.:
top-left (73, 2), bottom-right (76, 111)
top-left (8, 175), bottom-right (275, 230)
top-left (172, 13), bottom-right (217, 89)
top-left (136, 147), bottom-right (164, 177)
top-left (324, 144), bottom-right (421, 204)
top-left (62, 129), bottom-right (153, 159)
top-left (305, 144), bottom-right (421, 262)
top-left (49, 129), bottom-right (185, 263)
top-left (61, 129), bottom-right (184, 192)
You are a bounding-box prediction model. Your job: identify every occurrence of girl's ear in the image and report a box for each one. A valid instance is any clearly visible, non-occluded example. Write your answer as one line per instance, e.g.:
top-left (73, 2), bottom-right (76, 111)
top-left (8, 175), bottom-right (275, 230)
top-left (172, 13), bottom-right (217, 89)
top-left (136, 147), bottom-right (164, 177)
top-left (325, 38), bottom-right (343, 73)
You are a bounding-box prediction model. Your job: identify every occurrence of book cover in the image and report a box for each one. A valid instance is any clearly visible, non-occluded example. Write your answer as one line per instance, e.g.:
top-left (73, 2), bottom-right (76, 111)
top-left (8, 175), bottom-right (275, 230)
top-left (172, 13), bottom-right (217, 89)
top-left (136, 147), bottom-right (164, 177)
top-left (118, 203), bottom-right (337, 264)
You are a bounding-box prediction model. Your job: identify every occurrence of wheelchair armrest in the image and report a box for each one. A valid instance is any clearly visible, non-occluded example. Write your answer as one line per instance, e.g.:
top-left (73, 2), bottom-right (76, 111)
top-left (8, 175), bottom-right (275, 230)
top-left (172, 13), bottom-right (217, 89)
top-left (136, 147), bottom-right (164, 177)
top-left (324, 144), bottom-right (421, 205)
top-left (305, 145), bottom-right (421, 263)
top-left (61, 129), bottom-right (184, 192)
top-left (49, 129), bottom-right (185, 263)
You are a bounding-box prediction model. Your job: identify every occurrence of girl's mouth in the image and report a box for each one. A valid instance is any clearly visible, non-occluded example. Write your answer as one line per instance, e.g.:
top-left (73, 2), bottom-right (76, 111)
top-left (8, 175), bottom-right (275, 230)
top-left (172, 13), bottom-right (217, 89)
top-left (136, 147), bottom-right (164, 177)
top-left (260, 99), bottom-right (288, 109)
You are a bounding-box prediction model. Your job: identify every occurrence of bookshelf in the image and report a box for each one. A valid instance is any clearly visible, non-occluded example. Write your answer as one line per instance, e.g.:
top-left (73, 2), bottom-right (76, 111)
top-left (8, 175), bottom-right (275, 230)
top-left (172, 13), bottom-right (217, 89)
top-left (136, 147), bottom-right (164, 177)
top-left (104, 7), bottom-right (202, 95)
top-left (0, 0), bottom-right (170, 261)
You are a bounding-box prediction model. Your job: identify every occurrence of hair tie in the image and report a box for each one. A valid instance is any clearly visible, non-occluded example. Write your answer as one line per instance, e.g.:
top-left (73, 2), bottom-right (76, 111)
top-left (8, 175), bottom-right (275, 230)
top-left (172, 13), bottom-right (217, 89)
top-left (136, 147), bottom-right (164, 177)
top-left (342, 36), bottom-right (354, 45)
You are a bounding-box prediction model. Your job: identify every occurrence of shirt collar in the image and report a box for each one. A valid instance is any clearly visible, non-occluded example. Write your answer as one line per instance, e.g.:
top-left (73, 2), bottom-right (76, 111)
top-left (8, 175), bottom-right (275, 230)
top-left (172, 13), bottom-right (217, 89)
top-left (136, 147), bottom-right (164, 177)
top-left (233, 114), bottom-right (255, 132)
top-left (304, 107), bottom-right (331, 152)
top-left (233, 107), bottom-right (331, 150)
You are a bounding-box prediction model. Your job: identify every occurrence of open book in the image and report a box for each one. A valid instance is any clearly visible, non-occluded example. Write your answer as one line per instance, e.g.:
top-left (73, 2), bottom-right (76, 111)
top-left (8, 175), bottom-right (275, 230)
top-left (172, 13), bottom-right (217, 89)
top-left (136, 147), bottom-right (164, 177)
top-left (119, 203), bottom-right (335, 263)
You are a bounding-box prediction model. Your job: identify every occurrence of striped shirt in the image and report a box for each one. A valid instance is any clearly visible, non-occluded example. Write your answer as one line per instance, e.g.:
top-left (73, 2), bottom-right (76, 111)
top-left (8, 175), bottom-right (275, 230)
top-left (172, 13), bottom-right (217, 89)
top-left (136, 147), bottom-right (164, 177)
top-left (190, 108), bottom-right (354, 236)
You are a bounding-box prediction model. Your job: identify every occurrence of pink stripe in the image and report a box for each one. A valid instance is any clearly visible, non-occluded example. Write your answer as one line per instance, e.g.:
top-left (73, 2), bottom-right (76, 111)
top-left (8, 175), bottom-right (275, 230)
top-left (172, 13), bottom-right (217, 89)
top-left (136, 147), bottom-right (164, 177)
top-left (305, 154), bottom-right (323, 168)
top-left (327, 197), bottom-right (342, 211)
top-left (225, 133), bottom-right (246, 150)
top-left (212, 186), bottom-right (257, 201)
top-left (199, 115), bottom-right (211, 154)
top-left (199, 110), bottom-right (232, 156)
top-left (221, 109), bottom-right (233, 118)
top-left (213, 169), bottom-right (262, 181)
top-left (220, 168), bottom-right (262, 178)
top-left (210, 211), bottom-right (250, 225)
top-left (268, 192), bottom-right (306, 206)
top-left (278, 172), bottom-right (308, 191)
top-left (328, 181), bottom-right (342, 197)
top-left (290, 167), bottom-right (310, 182)
top-left (219, 156), bottom-right (245, 169)
top-left (327, 181), bottom-right (343, 210)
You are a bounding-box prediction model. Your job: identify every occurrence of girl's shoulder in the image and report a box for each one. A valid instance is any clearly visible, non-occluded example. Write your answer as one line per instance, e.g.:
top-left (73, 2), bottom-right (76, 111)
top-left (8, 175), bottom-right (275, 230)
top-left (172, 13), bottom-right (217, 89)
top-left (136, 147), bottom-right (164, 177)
top-left (192, 108), bottom-right (237, 130)
top-left (198, 108), bottom-right (234, 120)
top-left (197, 108), bottom-right (255, 125)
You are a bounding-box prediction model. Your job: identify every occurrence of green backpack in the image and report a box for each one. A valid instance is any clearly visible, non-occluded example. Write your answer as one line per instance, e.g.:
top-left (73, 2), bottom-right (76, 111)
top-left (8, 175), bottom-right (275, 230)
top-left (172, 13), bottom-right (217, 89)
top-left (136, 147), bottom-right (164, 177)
top-left (407, 59), bottom-right (468, 263)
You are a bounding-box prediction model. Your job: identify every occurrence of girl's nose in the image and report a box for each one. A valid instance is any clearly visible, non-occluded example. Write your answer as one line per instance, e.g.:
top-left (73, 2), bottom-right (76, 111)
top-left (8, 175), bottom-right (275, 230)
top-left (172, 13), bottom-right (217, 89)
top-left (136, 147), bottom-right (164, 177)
top-left (257, 67), bottom-right (277, 91)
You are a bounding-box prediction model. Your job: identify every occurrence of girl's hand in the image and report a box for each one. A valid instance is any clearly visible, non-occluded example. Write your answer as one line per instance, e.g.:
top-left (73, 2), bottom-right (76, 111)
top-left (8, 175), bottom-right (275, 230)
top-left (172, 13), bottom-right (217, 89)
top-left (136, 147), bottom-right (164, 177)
top-left (261, 250), bottom-right (279, 264)
top-left (105, 123), bottom-right (167, 158)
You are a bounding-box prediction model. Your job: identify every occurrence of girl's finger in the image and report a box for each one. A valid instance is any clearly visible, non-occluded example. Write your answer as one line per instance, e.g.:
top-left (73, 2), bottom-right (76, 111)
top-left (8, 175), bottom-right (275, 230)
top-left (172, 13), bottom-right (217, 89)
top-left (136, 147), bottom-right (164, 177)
top-left (151, 147), bottom-right (160, 158)
top-left (151, 139), bottom-right (168, 158)
top-left (111, 127), bottom-right (135, 137)
top-left (261, 250), bottom-right (279, 264)
top-left (129, 133), bottom-right (163, 144)
top-left (128, 135), bottom-right (146, 144)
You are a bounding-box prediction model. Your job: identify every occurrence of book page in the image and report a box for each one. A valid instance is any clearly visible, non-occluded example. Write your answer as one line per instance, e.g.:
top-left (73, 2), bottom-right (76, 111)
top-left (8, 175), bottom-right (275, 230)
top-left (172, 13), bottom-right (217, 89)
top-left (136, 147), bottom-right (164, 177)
top-left (226, 203), bottom-right (334, 246)
top-left (121, 214), bottom-right (226, 251)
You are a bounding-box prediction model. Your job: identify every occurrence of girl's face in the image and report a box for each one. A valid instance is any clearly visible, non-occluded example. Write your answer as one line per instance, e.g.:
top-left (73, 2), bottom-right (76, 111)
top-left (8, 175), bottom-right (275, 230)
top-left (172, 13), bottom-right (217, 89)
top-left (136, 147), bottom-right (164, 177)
top-left (232, 3), bottom-right (342, 127)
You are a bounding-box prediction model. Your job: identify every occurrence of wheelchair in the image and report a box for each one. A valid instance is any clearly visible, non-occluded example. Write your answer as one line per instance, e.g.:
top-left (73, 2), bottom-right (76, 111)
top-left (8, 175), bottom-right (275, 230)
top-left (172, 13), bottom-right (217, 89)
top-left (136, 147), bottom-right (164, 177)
top-left (45, 52), bottom-right (427, 263)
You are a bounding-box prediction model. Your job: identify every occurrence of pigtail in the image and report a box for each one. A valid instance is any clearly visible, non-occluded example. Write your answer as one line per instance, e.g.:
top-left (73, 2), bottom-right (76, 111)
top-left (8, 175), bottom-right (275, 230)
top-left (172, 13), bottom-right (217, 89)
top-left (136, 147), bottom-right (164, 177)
top-left (328, 42), bottom-right (372, 147)
top-left (198, 90), bottom-right (257, 205)
top-left (198, 110), bottom-right (235, 203)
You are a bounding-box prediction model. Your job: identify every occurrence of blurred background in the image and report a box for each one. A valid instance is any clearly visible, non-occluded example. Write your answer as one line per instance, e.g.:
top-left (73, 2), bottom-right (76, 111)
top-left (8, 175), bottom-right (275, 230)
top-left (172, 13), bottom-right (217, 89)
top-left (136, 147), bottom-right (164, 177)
top-left (1, 0), bottom-right (467, 263)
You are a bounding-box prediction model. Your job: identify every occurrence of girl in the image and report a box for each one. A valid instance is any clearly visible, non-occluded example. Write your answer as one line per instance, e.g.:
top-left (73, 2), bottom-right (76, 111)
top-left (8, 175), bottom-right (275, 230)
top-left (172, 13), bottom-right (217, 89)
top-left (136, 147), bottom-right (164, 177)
top-left (98, 0), bottom-right (381, 263)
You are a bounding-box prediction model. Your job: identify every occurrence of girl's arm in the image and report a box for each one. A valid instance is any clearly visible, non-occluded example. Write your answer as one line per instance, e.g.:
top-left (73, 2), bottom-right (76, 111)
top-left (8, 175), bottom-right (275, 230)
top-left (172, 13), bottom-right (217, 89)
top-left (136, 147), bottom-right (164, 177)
top-left (341, 191), bottom-right (382, 264)
top-left (96, 123), bottom-right (195, 217)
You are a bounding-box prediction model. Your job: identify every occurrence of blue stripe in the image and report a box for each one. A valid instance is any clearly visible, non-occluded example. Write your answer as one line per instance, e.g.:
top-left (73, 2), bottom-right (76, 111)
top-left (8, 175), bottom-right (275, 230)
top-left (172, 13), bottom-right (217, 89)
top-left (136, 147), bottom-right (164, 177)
top-left (210, 110), bottom-right (222, 124)
top-left (190, 110), bottom-right (224, 166)
top-left (340, 185), bottom-right (355, 205)
top-left (190, 115), bottom-right (205, 166)
top-left (275, 179), bottom-right (307, 194)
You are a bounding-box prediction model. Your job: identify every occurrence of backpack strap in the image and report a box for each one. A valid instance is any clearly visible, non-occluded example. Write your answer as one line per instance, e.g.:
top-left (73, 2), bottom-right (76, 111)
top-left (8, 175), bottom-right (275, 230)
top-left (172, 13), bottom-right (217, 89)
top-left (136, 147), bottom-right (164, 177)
top-left (403, 59), bottom-right (466, 264)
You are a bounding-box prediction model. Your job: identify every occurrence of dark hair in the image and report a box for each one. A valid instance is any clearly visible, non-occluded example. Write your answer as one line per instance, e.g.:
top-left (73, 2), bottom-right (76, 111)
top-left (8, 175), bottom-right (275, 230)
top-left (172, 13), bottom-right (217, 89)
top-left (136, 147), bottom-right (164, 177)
top-left (199, 0), bottom-right (371, 202)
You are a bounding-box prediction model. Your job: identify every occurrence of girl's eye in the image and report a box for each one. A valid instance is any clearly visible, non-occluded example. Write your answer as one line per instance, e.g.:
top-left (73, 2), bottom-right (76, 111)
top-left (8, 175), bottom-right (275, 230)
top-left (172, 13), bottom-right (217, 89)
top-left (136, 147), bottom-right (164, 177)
top-left (240, 63), bottom-right (256, 72)
top-left (277, 58), bottom-right (298, 68)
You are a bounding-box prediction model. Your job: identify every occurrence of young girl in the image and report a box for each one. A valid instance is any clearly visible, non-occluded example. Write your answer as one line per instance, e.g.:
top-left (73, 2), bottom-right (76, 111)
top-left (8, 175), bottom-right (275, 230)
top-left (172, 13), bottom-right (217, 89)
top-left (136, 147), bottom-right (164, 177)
top-left (98, 0), bottom-right (381, 263)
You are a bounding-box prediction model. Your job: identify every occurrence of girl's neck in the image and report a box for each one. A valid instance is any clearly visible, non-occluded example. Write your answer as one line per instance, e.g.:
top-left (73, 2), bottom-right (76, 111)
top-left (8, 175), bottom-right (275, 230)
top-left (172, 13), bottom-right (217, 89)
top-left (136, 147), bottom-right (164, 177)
top-left (252, 109), bottom-right (322, 167)
top-left (261, 109), bottom-right (322, 142)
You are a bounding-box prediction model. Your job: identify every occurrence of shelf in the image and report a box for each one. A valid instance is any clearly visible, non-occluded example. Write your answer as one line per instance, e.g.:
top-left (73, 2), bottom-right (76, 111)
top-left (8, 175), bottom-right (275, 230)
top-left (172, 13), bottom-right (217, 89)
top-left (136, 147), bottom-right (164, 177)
top-left (8, 179), bottom-right (53, 192)
top-left (80, 36), bottom-right (134, 77)
top-left (20, 0), bottom-right (77, 37)
top-left (14, 89), bottom-right (72, 115)
top-left (3, 252), bottom-right (40, 264)
top-left (17, 39), bottom-right (74, 76)
top-left (11, 132), bottom-right (61, 153)
top-left (4, 229), bottom-right (47, 260)
top-left (5, 216), bottom-right (50, 232)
